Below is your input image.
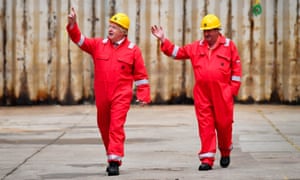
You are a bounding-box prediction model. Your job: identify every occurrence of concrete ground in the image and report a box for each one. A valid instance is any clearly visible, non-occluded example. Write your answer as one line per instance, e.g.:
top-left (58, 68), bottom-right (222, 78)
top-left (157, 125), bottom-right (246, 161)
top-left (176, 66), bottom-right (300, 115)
top-left (0, 104), bottom-right (299, 180)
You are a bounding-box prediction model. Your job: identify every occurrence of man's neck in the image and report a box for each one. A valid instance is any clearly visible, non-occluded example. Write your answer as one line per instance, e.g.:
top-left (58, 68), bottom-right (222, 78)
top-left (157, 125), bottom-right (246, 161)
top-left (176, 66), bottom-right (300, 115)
top-left (113, 37), bottom-right (125, 45)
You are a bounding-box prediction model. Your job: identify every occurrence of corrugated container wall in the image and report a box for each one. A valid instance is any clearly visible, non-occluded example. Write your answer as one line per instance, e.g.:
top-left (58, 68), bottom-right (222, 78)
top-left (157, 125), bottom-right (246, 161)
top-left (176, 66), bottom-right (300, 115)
top-left (0, 0), bottom-right (299, 105)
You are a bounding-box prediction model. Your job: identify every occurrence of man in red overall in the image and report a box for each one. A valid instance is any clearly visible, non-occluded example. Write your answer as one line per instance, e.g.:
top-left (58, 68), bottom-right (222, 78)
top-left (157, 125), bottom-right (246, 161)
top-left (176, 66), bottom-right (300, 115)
top-left (67, 8), bottom-right (151, 176)
top-left (151, 14), bottom-right (242, 170)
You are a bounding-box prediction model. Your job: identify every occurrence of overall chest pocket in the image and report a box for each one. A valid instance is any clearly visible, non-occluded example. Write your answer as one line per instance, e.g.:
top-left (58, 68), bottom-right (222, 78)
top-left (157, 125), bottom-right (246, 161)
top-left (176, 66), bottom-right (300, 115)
top-left (117, 57), bottom-right (134, 75)
top-left (95, 55), bottom-right (110, 71)
top-left (216, 54), bottom-right (231, 73)
top-left (193, 52), bottom-right (206, 68)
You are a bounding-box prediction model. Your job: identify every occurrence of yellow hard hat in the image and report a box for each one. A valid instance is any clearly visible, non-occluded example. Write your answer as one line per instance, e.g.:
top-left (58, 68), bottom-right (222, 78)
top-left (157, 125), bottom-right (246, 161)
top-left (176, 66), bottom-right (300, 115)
top-left (110, 13), bottom-right (130, 30)
top-left (200, 14), bottom-right (221, 30)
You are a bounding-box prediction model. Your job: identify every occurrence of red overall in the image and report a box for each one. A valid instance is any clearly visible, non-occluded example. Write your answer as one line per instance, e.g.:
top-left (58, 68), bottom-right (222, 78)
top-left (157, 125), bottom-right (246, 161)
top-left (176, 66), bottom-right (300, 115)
top-left (160, 36), bottom-right (241, 166)
top-left (67, 23), bottom-right (150, 164)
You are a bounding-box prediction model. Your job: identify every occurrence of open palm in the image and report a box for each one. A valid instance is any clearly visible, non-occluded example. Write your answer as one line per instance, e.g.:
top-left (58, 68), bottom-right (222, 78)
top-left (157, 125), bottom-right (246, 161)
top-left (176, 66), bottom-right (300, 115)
top-left (151, 25), bottom-right (165, 42)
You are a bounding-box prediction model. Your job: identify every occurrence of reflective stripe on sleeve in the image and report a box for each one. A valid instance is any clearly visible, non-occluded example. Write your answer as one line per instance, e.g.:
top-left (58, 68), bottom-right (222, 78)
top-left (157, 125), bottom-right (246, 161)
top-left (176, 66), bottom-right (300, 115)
top-left (135, 79), bottom-right (149, 86)
top-left (232, 75), bottom-right (241, 82)
top-left (199, 152), bottom-right (215, 159)
top-left (77, 34), bottom-right (85, 46)
top-left (171, 45), bottom-right (179, 58)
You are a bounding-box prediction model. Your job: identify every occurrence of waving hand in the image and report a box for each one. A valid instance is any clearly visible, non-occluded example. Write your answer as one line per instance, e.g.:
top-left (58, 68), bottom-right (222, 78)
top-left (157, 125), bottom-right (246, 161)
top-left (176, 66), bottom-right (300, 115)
top-left (151, 25), bottom-right (165, 42)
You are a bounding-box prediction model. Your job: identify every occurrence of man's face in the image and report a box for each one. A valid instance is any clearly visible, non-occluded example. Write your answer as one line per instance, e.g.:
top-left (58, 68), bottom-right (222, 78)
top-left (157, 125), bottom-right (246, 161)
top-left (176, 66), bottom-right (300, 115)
top-left (108, 22), bottom-right (126, 43)
top-left (203, 29), bottom-right (219, 46)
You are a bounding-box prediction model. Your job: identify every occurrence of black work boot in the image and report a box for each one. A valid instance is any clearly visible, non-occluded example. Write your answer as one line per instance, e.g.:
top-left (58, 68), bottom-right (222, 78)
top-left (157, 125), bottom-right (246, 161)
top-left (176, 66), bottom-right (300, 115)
top-left (220, 156), bottom-right (230, 168)
top-left (198, 163), bottom-right (212, 171)
top-left (106, 161), bottom-right (120, 176)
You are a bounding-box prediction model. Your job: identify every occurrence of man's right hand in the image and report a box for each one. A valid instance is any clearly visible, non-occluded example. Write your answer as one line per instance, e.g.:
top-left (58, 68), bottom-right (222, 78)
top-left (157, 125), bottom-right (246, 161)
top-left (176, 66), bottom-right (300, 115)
top-left (68, 7), bottom-right (76, 28)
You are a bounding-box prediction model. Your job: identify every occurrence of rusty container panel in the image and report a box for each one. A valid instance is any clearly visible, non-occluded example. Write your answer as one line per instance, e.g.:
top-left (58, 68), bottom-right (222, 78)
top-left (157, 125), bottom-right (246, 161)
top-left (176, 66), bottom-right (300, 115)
top-left (47, 0), bottom-right (58, 102)
top-left (80, 0), bottom-right (95, 102)
top-left (285, 0), bottom-right (300, 103)
top-left (24, 0), bottom-right (36, 102)
top-left (152, 0), bottom-right (186, 103)
top-left (262, 0), bottom-right (275, 101)
top-left (183, 0), bottom-right (204, 100)
top-left (68, 0), bottom-right (91, 103)
top-left (9, 0), bottom-right (27, 104)
top-left (231, 0), bottom-right (252, 101)
top-left (250, 0), bottom-right (264, 102)
top-left (56, 0), bottom-right (71, 104)
top-left (275, 0), bottom-right (284, 102)
top-left (32, 0), bottom-right (49, 102)
top-left (2, 0), bottom-right (13, 105)
top-left (138, 0), bottom-right (160, 102)
top-left (0, 0), bottom-right (3, 99)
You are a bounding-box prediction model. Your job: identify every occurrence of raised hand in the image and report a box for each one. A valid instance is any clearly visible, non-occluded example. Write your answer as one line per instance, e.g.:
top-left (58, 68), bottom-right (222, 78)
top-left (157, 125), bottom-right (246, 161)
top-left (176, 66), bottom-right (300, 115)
top-left (151, 25), bottom-right (165, 42)
top-left (68, 7), bottom-right (77, 27)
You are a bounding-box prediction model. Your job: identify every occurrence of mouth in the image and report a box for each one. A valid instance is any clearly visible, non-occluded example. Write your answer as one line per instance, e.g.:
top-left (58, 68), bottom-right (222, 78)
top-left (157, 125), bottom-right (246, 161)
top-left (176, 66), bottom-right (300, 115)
top-left (108, 32), bottom-right (114, 37)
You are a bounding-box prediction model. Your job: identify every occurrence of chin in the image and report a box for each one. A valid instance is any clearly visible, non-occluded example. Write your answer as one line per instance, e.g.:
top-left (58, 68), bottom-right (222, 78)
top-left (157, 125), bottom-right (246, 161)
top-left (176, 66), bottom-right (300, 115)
top-left (107, 37), bottom-right (113, 41)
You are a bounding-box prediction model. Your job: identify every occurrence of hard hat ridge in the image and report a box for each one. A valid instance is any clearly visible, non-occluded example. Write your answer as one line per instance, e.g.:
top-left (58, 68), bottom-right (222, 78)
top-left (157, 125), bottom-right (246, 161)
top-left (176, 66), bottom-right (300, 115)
top-left (110, 13), bottom-right (130, 30)
top-left (200, 14), bottom-right (221, 30)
